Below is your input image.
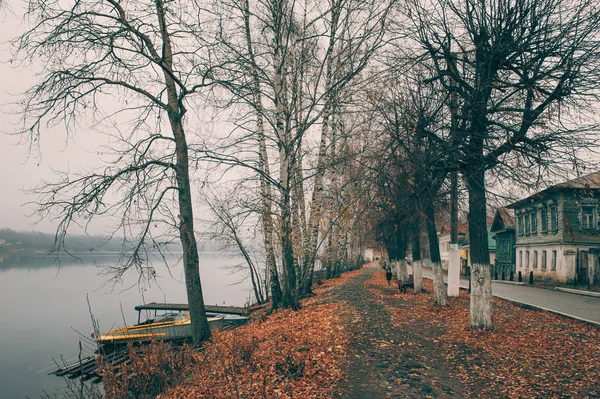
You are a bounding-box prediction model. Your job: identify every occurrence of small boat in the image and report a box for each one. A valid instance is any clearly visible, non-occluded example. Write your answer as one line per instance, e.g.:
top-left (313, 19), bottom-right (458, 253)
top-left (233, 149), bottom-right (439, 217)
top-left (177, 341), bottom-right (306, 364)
top-left (52, 303), bottom-right (251, 379)
top-left (134, 302), bottom-right (250, 328)
top-left (96, 304), bottom-right (228, 346)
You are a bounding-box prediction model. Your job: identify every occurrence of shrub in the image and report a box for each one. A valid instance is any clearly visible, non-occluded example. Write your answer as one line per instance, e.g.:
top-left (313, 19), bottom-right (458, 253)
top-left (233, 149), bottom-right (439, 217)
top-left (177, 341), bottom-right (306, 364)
top-left (99, 341), bottom-right (195, 399)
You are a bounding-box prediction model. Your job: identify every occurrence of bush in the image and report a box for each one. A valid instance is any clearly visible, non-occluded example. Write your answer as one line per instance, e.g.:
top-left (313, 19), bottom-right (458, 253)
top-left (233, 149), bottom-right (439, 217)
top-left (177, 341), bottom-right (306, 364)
top-left (99, 341), bottom-right (195, 399)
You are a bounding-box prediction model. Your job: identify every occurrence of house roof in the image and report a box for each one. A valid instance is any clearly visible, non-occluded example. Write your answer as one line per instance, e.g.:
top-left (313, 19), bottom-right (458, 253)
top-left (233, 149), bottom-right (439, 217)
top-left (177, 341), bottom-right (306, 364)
top-left (438, 224), bottom-right (468, 235)
top-left (463, 226), bottom-right (497, 251)
top-left (507, 171), bottom-right (600, 208)
top-left (490, 208), bottom-right (515, 233)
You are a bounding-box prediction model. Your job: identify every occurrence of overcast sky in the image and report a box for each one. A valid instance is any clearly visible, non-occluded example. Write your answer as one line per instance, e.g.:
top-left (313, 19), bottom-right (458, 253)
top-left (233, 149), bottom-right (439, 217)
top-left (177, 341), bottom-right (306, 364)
top-left (0, 8), bottom-right (108, 234)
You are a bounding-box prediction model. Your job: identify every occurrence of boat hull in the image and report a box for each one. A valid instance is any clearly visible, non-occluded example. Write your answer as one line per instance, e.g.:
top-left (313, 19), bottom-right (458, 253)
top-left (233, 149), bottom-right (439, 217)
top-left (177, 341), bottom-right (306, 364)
top-left (97, 316), bottom-right (223, 345)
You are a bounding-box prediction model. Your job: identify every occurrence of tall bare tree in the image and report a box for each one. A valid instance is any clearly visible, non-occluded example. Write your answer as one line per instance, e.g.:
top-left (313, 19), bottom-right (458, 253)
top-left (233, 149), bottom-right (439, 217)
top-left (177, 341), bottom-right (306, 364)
top-left (407, 0), bottom-right (600, 328)
top-left (205, 0), bottom-right (394, 307)
top-left (14, 0), bottom-right (218, 343)
top-left (367, 69), bottom-right (451, 304)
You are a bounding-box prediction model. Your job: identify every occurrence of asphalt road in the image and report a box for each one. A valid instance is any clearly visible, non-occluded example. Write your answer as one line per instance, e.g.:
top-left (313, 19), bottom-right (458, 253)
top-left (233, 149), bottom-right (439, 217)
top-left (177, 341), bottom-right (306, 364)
top-left (420, 267), bottom-right (600, 327)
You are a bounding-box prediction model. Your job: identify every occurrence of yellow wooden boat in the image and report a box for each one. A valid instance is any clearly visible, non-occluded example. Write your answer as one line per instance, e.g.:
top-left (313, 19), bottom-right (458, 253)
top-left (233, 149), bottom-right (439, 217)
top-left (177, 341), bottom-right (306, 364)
top-left (97, 310), bottom-right (224, 345)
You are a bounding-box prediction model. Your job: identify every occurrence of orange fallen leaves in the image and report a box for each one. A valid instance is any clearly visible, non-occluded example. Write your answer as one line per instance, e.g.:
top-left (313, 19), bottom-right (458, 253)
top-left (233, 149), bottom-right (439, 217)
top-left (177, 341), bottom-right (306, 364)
top-left (159, 300), bottom-right (351, 399)
top-left (312, 269), bottom-right (363, 296)
top-left (369, 270), bottom-right (600, 399)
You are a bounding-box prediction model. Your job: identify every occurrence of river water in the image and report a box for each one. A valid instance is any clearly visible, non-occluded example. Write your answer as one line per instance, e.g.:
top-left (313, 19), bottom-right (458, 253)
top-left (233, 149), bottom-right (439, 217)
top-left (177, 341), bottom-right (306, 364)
top-left (0, 252), bottom-right (251, 399)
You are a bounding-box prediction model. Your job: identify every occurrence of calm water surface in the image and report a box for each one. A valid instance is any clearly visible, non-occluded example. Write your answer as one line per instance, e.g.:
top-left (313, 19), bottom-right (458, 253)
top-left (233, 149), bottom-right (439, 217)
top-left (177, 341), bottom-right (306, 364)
top-left (0, 253), bottom-right (251, 399)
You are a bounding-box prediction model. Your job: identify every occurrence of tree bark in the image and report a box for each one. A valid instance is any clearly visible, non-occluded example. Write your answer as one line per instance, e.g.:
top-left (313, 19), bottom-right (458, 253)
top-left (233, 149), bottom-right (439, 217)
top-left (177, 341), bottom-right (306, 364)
top-left (155, 0), bottom-right (210, 344)
top-left (424, 194), bottom-right (448, 306)
top-left (271, 0), bottom-right (298, 310)
top-left (410, 214), bottom-right (423, 293)
top-left (301, 2), bottom-right (342, 294)
top-left (242, 0), bottom-right (282, 309)
top-left (466, 165), bottom-right (493, 328)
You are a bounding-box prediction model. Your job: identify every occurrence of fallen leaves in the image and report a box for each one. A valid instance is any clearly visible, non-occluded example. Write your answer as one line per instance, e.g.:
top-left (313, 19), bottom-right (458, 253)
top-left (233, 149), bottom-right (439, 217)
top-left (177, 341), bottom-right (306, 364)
top-left (159, 300), bottom-right (351, 399)
top-left (369, 270), bottom-right (600, 398)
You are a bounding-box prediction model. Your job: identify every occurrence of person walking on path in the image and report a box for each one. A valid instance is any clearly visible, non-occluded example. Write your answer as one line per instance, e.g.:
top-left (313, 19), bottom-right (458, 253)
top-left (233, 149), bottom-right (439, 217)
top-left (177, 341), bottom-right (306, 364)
top-left (384, 260), bottom-right (393, 286)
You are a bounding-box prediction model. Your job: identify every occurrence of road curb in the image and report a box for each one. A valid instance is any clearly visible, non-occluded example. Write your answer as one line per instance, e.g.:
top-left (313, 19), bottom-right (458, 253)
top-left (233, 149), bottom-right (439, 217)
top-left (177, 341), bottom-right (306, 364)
top-left (554, 287), bottom-right (600, 298)
top-left (423, 273), bottom-right (600, 329)
top-left (492, 280), bottom-right (526, 286)
top-left (493, 294), bottom-right (600, 329)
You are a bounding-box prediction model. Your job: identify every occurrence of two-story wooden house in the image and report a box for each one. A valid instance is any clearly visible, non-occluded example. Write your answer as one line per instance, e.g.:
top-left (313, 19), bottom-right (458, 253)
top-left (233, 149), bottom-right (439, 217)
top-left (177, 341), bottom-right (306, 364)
top-left (490, 208), bottom-right (516, 280)
top-left (507, 172), bottom-right (600, 284)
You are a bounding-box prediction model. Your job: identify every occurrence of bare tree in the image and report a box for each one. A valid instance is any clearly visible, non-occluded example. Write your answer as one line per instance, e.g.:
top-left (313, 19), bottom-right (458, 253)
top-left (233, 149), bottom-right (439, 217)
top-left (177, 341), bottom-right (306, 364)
top-left (367, 69), bottom-right (450, 304)
top-left (203, 0), bottom-right (394, 307)
top-left (201, 187), bottom-right (267, 305)
top-left (406, 0), bottom-right (600, 328)
top-left (13, 0), bottom-right (218, 343)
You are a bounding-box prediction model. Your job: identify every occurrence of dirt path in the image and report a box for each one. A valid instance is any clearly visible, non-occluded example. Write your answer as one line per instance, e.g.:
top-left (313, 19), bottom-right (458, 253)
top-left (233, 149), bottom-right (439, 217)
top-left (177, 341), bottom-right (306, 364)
top-left (333, 263), bottom-right (465, 399)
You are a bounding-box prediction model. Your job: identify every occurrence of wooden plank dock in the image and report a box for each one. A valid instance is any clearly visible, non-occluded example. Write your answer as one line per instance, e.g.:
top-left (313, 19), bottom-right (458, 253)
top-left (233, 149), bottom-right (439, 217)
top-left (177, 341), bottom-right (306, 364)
top-left (51, 348), bottom-right (130, 381)
top-left (134, 302), bottom-right (249, 316)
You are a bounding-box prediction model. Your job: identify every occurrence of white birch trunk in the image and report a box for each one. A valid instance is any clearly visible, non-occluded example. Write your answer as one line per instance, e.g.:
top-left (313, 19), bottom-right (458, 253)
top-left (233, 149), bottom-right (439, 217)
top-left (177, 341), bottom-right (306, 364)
top-left (399, 259), bottom-right (408, 282)
top-left (431, 259), bottom-right (448, 306)
top-left (303, 2), bottom-right (341, 280)
top-left (271, 5), bottom-right (297, 307)
top-left (470, 263), bottom-right (493, 329)
top-left (413, 259), bottom-right (423, 293)
top-left (243, 0), bottom-right (281, 305)
top-left (447, 244), bottom-right (461, 297)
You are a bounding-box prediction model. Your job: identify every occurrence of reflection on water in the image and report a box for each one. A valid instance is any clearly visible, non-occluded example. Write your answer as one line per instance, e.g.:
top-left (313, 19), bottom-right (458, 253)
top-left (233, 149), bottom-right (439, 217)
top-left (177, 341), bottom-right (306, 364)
top-left (0, 253), bottom-right (250, 399)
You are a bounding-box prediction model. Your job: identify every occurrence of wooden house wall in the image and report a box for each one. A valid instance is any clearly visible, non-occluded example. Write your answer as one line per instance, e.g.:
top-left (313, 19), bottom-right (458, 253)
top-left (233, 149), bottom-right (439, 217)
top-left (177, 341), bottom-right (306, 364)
top-left (561, 191), bottom-right (600, 245)
top-left (495, 231), bottom-right (515, 265)
top-left (514, 192), bottom-right (564, 247)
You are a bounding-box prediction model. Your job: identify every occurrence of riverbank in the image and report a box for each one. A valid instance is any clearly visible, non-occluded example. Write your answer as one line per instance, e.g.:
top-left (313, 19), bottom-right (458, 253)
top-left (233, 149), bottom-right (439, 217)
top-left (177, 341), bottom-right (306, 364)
top-left (144, 262), bottom-right (600, 398)
top-left (157, 271), bottom-right (361, 399)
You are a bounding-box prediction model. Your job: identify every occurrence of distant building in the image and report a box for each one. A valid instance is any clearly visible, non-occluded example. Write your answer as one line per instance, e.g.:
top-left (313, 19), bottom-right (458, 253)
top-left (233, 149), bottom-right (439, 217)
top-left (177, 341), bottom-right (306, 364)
top-left (462, 217), bottom-right (496, 274)
top-left (438, 224), bottom-right (467, 270)
top-left (490, 208), bottom-right (516, 279)
top-left (507, 172), bottom-right (600, 284)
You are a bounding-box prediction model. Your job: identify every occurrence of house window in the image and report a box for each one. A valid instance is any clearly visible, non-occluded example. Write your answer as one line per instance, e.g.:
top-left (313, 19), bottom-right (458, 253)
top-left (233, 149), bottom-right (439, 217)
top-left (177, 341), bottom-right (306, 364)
top-left (518, 214), bottom-right (524, 235)
top-left (541, 208), bottom-right (548, 232)
top-left (550, 206), bottom-right (558, 232)
top-left (552, 250), bottom-right (557, 271)
top-left (542, 250), bottom-right (547, 270)
top-left (525, 214), bottom-right (530, 234)
top-left (519, 250), bottom-right (523, 268)
top-left (533, 251), bottom-right (538, 268)
top-left (531, 211), bottom-right (537, 234)
top-left (581, 205), bottom-right (596, 230)
top-left (525, 251), bottom-right (530, 269)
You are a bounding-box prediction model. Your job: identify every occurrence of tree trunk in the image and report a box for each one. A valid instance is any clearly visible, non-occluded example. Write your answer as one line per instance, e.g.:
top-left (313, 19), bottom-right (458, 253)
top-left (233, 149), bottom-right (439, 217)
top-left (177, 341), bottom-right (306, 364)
top-left (280, 190), bottom-right (299, 309)
top-left (409, 214), bottom-right (422, 292)
top-left (242, 0), bottom-right (282, 309)
top-left (466, 166), bottom-right (493, 329)
top-left (424, 195), bottom-right (448, 306)
top-left (155, 0), bottom-right (210, 344)
top-left (301, 4), bottom-right (342, 294)
top-left (271, 4), bottom-right (298, 310)
top-left (398, 259), bottom-right (408, 282)
top-left (447, 171), bottom-right (460, 297)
